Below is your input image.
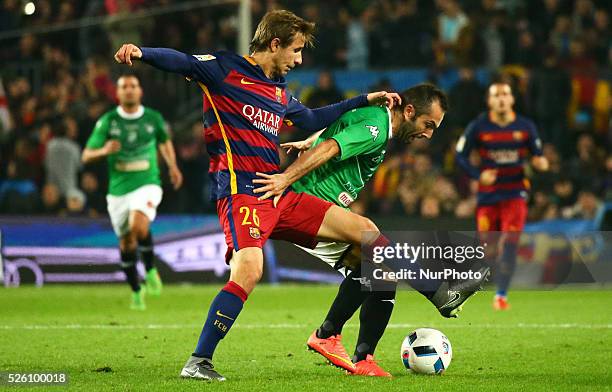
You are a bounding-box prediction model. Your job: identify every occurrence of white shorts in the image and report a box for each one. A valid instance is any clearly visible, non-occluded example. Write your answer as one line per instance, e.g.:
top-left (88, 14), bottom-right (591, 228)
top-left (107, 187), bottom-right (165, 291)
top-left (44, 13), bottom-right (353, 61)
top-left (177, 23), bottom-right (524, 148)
top-left (296, 241), bottom-right (351, 277)
top-left (106, 184), bottom-right (163, 237)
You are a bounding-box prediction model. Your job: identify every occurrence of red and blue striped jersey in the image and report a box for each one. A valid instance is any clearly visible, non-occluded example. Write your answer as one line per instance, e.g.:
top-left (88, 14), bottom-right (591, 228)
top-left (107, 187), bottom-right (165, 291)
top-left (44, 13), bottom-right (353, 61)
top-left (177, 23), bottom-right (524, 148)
top-left (140, 48), bottom-right (368, 201)
top-left (456, 112), bottom-right (543, 205)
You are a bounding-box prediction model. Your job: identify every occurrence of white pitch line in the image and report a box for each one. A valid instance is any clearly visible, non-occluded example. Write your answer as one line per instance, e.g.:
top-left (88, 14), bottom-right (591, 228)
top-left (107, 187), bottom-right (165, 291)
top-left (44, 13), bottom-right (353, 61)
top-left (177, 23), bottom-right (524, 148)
top-left (0, 323), bottom-right (611, 330)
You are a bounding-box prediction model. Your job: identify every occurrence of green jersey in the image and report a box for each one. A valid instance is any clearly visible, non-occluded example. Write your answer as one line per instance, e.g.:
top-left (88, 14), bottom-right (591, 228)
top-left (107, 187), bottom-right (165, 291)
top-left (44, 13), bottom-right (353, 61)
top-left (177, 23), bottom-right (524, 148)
top-left (292, 106), bottom-right (391, 208)
top-left (86, 105), bottom-right (169, 196)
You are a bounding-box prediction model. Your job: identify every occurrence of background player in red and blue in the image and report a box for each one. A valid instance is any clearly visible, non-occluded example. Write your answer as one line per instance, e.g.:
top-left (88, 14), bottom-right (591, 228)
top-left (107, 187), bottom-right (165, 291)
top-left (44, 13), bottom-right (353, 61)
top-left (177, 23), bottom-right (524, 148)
top-left (114, 9), bottom-right (400, 381)
top-left (456, 81), bottom-right (549, 311)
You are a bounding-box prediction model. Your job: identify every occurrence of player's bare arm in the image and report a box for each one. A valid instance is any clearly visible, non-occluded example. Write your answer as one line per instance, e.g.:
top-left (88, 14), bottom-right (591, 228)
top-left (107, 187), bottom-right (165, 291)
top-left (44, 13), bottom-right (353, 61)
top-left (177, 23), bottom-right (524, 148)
top-left (253, 139), bottom-right (340, 202)
top-left (81, 140), bottom-right (121, 164)
top-left (281, 130), bottom-right (324, 156)
top-left (158, 140), bottom-right (183, 190)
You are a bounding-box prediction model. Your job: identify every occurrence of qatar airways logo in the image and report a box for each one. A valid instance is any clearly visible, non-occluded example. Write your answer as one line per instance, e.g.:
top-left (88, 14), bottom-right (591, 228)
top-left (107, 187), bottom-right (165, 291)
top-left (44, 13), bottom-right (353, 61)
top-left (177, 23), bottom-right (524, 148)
top-left (242, 105), bottom-right (281, 136)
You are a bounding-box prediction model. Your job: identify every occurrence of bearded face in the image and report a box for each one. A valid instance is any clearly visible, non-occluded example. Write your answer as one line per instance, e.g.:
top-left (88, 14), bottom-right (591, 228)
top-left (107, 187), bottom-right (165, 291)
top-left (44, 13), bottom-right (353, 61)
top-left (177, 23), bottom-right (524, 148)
top-left (395, 101), bottom-right (445, 144)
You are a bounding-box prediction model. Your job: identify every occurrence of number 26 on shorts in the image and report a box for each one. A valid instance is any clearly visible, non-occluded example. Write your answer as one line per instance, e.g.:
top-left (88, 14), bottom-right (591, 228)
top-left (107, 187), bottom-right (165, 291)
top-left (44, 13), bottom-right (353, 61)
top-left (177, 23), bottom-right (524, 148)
top-left (239, 206), bottom-right (260, 227)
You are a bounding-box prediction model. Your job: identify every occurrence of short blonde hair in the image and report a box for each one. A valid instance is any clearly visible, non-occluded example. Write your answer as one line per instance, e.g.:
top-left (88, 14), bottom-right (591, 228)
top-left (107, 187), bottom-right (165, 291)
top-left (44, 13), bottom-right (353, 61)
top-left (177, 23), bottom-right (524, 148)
top-left (249, 10), bottom-right (315, 53)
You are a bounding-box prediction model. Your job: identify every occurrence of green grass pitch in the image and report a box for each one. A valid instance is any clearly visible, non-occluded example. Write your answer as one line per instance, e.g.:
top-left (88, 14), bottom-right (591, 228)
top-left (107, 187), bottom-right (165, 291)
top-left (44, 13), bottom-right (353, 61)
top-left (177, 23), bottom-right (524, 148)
top-left (1, 285), bottom-right (611, 391)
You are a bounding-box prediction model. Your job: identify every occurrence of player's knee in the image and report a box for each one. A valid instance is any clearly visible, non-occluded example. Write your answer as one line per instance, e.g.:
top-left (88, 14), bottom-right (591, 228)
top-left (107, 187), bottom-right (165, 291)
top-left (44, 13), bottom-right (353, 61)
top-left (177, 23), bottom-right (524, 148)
top-left (230, 252), bottom-right (264, 294)
top-left (246, 266), bottom-right (263, 288)
top-left (361, 217), bottom-right (379, 233)
top-left (131, 220), bottom-right (149, 240)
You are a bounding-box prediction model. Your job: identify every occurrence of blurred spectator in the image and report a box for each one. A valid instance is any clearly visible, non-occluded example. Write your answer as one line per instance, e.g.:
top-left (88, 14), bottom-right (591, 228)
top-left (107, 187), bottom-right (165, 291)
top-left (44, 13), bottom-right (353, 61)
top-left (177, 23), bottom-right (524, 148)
top-left (306, 71), bottom-right (344, 108)
top-left (513, 29), bottom-right (540, 67)
top-left (81, 171), bottom-right (106, 217)
top-left (528, 190), bottom-right (559, 221)
top-left (590, 8), bottom-right (609, 65)
top-left (480, 9), bottom-right (506, 69)
top-left (421, 195), bottom-right (441, 219)
top-left (83, 57), bottom-right (116, 103)
top-left (553, 176), bottom-right (578, 211)
top-left (38, 183), bottom-right (64, 215)
top-left (571, 0), bottom-right (595, 35)
top-left (562, 189), bottom-right (602, 219)
top-left (528, 48), bottom-right (572, 150)
top-left (62, 188), bottom-right (87, 217)
top-left (549, 15), bottom-right (573, 58)
top-left (528, 0), bottom-right (563, 41)
top-left (448, 67), bottom-right (485, 129)
top-left (17, 33), bottom-right (39, 62)
top-left (0, 160), bottom-right (39, 214)
top-left (44, 121), bottom-right (82, 197)
top-left (342, 8), bottom-right (369, 70)
top-left (0, 0), bottom-right (20, 32)
top-left (604, 155), bottom-right (612, 201)
top-left (567, 133), bottom-right (605, 191)
top-left (172, 122), bottom-right (210, 213)
top-left (435, 0), bottom-right (469, 66)
top-left (454, 181), bottom-right (477, 218)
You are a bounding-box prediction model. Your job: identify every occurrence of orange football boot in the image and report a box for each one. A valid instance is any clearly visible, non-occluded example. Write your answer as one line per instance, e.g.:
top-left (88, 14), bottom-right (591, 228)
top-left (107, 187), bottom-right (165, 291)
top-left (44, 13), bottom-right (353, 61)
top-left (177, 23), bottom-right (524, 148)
top-left (351, 355), bottom-right (391, 377)
top-left (306, 330), bottom-right (355, 372)
top-left (493, 295), bottom-right (510, 310)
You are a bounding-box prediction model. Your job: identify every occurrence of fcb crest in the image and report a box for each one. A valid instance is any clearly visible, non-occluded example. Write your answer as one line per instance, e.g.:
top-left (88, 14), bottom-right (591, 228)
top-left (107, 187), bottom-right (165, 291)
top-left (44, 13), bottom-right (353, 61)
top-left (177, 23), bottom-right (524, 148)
top-left (512, 131), bottom-right (524, 140)
top-left (249, 227), bottom-right (261, 239)
top-left (275, 87), bottom-right (282, 103)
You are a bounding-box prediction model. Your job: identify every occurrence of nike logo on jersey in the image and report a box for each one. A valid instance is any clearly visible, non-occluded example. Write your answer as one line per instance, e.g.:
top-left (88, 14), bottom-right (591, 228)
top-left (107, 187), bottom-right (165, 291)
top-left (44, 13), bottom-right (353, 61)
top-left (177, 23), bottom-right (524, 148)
top-left (367, 125), bottom-right (379, 141)
top-left (216, 310), bottom-right (235, 321)
top-left (381, 299), bottom-right (396, 305)
top-left (240, 78), bottom-right (255, 85)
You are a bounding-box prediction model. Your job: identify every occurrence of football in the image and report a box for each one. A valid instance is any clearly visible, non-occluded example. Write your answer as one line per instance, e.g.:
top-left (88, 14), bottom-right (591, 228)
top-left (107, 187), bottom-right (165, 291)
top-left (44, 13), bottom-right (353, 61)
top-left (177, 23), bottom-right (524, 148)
top-left (401, 328), bottom-right (452, 374)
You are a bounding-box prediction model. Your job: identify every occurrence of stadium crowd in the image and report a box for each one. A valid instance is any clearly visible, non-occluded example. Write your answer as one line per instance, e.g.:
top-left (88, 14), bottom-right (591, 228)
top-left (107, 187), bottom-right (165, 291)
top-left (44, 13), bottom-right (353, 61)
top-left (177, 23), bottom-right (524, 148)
top-left (0, 0), bottom-right (609, 221)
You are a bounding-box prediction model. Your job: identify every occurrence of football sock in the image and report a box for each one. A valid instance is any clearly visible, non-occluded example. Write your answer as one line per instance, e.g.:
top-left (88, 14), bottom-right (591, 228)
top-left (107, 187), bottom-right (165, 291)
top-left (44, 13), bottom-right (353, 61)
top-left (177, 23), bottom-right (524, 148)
top-left (496, 241), bottom-right (518, 297)
top-left (364, 233), bottom-right (442, 298)
top-left (193, 281), bottom-right (248, 360)
top-left (138, 232), bottom-right (155, 272)
top-left (317, 267), bottom-right (369, 339)
top-left (120, 250), bottom-right (140, 292)
top-left (353, 287), bottom-right (396, 362)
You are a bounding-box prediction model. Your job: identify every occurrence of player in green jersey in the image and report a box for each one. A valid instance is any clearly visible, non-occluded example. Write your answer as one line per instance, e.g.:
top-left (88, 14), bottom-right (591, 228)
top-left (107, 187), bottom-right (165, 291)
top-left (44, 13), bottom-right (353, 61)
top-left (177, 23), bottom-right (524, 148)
top-left (255, 84), bottom-right (489, 376)
top-left (82, 74), bottom-right (183, 310)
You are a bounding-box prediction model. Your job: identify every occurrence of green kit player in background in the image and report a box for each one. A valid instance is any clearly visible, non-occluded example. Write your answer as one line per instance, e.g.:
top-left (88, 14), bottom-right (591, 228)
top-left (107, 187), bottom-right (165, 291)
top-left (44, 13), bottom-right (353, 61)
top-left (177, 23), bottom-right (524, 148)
top-left (82, 74), bottom-right (183, 310)
top-left (254, 84), bottom-right (472, 376)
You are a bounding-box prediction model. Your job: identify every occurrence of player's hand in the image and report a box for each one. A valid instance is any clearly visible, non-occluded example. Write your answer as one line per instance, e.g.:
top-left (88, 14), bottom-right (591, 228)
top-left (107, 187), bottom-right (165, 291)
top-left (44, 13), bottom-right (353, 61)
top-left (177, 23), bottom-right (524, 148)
top-left (366, 91), bottom-right (402, 110)
top-left (479, 169), bottom-right (497, 186)
top-left (103, 140), bottom-right (121, 155)
top-left (253, 172), bottom-right (289, 207)
top-left (531, 156), bottom-right (550, 172)
top-left (281, 139), bottom-right (312, 157)
top-left (169, 166), bottom-right (183, 190)
top-left (114, 43), bottom-right (142, 66)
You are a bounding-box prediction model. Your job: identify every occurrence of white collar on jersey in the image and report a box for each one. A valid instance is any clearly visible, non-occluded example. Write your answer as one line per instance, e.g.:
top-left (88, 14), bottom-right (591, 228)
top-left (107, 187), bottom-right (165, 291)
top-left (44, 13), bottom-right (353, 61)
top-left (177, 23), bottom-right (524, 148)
top-left (386, 106), bottom-right (393, 139)
top-left (116, 105), bottom-right (144, 120)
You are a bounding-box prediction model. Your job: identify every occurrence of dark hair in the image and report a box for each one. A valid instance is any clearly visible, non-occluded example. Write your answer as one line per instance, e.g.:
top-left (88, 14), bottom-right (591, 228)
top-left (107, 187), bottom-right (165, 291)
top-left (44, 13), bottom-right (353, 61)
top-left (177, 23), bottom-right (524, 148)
top-left (249, 10), bottom-right (315, 53)
top-left (398, 83), bottom-right (448, 116)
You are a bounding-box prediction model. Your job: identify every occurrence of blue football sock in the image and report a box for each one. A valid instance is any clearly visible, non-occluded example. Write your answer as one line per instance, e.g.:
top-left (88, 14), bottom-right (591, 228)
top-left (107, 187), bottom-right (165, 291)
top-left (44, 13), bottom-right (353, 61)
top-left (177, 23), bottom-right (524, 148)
top-left (193, 281), bottom-right (247, 360)
top-left (496, 241), bottom-right (518, 297)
